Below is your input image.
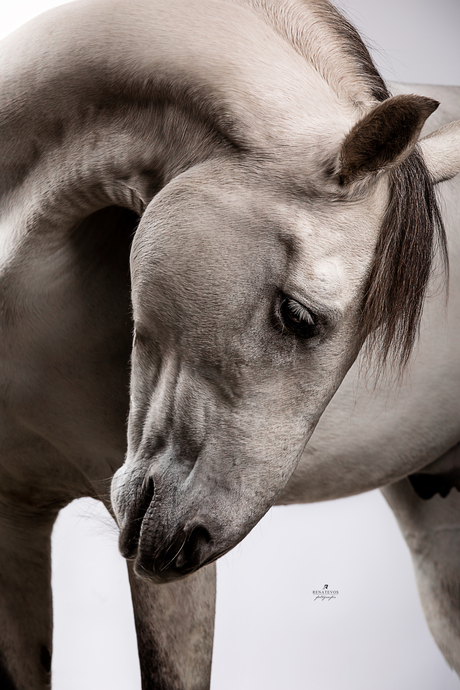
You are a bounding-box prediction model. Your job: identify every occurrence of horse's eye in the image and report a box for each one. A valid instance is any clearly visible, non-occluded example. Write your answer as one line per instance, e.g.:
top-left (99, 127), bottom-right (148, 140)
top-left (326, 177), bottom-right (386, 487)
top-left (278, 295), bottom-right (318, 338)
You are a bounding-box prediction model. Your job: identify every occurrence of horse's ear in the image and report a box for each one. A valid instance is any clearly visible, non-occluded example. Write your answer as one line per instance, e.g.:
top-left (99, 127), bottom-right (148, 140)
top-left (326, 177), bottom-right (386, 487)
top-left (419, 120), bottom-right (460, 184)
top-left (337, 95), bottom-right (439, 185)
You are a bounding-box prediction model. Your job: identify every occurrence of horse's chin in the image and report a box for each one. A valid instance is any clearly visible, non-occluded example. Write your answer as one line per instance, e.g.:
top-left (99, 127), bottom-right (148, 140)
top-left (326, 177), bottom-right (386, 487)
top-left (133, 520), bottom-right (214, 583)
top-left (133, 533), bottom-right (227, 584)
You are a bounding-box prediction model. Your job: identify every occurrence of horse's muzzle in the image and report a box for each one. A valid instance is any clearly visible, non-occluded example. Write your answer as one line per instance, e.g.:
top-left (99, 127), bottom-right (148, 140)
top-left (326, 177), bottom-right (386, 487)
top-left (114, 473), bottom-right (222, 582)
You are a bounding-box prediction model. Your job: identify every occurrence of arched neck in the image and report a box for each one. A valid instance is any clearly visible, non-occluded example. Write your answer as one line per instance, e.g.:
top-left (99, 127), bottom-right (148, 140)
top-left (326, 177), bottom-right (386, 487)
top-left (0, 0), bottom-right (356, 243)
top-left (3, 101), bottom-right (233, 242)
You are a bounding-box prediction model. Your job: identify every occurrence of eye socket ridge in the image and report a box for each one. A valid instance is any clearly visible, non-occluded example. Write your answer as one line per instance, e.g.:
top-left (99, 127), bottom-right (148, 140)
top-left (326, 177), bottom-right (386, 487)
top-left (276, 293), bottom-right (322, 339)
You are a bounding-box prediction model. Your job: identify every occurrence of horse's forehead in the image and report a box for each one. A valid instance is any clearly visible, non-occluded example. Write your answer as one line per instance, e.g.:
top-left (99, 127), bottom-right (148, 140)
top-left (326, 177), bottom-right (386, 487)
top-left (208, 164), bottom-right (388, 252)
top-left (133, 170), bottom-right (388, 316)
top-left (292, 186), bottom-right (387, 260)
top-left (257, 181), bottom-right (389, 306)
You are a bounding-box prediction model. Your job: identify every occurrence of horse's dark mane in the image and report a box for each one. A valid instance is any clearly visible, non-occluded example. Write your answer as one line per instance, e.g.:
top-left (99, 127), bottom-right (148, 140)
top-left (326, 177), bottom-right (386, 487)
top-left (361, 150), bottom-right (447, 369)
top-left (321, 1), bottom-right (448, 369)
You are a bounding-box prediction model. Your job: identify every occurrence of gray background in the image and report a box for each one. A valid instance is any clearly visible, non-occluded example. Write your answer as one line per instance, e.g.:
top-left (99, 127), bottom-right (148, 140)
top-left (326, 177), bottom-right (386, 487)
top-left (1, 1), bottom-right (459, 688)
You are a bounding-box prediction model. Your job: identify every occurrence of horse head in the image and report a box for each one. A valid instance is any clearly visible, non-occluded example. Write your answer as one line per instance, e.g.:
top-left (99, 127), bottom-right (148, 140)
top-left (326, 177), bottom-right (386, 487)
top-left (111, 92), bottom-right (451, 582)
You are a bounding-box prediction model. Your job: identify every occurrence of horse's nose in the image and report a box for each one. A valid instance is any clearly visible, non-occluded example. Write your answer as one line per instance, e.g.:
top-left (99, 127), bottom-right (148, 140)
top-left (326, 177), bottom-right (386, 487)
top-left (173, 525), bottom-right (213, 571)
top-left (136, 523), bottom-right (213, 582)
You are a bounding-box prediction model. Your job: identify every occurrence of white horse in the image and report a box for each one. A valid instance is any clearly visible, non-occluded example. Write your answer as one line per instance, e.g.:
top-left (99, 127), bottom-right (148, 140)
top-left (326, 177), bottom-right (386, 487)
top-left (0, 1), bottom-right (459, 688)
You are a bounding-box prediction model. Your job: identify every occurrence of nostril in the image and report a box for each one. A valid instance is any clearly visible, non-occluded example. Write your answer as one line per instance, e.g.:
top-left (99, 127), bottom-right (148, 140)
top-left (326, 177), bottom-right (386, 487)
top-left (141, 476), bottom-right (155, 511)
top-left (118, 476), bottom-right (155, 559)
top-left (175, 525), bottom-right (212, 570)
top-left (189, 525), bottom-right (212, 548)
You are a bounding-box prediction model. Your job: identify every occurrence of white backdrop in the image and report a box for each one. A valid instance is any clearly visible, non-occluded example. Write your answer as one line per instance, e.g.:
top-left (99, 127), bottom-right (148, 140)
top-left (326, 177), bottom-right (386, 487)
top-left (1, 2), bottom-right (460, 689)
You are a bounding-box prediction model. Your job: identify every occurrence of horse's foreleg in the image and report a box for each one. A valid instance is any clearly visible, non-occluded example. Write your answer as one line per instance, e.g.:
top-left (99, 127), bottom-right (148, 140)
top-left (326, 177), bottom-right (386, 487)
top-left (127, 562), bottom-right (216, 690)
top-left (382, 477), bottom-right (460, 674)
top-left (0, 498), bottom-right (58, 689)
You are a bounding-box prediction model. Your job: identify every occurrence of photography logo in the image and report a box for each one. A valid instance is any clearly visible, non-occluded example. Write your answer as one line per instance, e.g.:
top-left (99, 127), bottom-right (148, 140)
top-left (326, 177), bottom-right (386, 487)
top-left (312, 583), bottom-right (339, 601)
